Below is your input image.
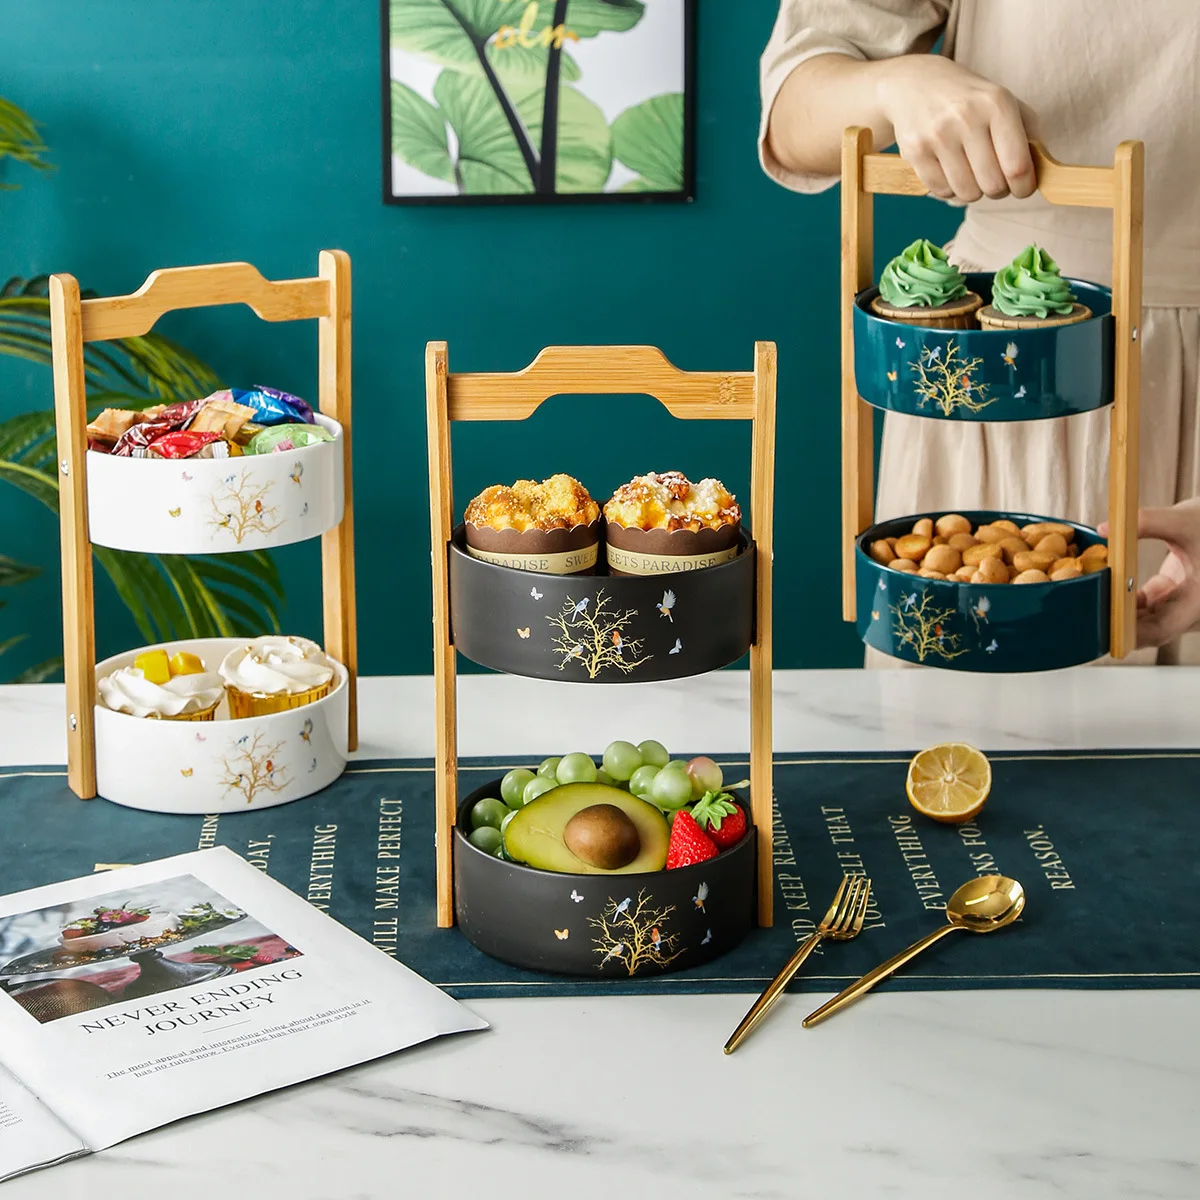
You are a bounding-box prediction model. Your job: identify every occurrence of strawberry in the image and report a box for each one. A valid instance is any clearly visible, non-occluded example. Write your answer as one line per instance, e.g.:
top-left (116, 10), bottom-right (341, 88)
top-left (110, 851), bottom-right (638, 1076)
top-left (690, 791), bottom-right (748, 850)
top-left (666, 810), bottom-right (718, 870)
top-left (251, 953), bottom-right (274, 965)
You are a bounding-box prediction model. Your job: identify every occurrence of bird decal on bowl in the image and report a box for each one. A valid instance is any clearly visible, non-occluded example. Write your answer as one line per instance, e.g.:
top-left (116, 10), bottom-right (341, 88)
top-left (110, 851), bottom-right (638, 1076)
top-left (658, 589), bottom-right (676, 622)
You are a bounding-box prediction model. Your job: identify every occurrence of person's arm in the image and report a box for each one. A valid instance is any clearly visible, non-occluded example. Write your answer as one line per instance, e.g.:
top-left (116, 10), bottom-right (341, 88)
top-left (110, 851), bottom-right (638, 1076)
top-left (766, 52), bottom-right (1037, 203)
top-left (1101, 502), bottom-right (1200, 648)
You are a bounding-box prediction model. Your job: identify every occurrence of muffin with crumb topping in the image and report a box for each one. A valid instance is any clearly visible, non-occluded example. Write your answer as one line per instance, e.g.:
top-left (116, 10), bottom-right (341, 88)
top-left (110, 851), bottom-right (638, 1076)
top-left (464, 473), bottom-right (600, 574)
top-left (603, 472), bottom-right (741, 575)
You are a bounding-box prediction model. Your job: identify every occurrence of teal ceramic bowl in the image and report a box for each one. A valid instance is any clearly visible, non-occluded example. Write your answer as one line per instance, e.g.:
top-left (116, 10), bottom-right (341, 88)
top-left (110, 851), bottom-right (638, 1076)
top-left (854, 273), bottom-right (1113, 421)
top-left (857, 511), bottom-right (1110, 672)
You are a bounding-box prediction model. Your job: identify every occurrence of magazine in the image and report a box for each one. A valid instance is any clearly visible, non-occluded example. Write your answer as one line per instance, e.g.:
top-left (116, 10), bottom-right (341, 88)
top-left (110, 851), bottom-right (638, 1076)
top-left (0, 847), bottom-right (487, 1181)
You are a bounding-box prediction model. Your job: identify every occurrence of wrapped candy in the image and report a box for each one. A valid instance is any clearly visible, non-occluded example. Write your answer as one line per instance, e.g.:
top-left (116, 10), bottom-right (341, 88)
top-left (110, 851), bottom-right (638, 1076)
top-left (110, 397), bottom-right (210, 457)
top-left (230, 386), bottom-right (315, 426)
top-left (245, 423), bottom-right (334, 455)
top-left (189, 397), bottom-right (255, 440)
top-left (143, 430), bottom-right (222, 459)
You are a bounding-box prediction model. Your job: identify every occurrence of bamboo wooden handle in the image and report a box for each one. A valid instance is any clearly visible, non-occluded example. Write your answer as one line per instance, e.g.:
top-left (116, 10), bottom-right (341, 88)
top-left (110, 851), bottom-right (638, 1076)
top-left (861, 142), bottom-right (1115, 208)
top-left (79, 261), bottom-right (332, 342)
top-left (446, 345), bottom-right (755, 422)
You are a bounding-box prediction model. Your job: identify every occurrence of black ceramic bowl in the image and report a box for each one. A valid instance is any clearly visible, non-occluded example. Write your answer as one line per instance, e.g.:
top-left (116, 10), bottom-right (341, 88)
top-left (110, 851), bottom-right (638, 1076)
top-left (857, 511), bottom-right (1110, 672)
top-left (448, 525), bottom-right (756, 682)
top-left (454, 780), bottom-right (756, 977)
top-left (854, 273), bottom-right (1114, 421)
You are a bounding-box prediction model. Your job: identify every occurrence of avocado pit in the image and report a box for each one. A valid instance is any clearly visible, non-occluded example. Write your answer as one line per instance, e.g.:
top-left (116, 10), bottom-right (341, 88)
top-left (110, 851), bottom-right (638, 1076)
top-left (563, 803), bottom-right (641, 870)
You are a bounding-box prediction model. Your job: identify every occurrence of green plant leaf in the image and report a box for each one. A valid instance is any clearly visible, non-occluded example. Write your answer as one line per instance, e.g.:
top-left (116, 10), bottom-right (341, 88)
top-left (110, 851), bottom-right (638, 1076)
top-left (390, 81), bottom-right (455, 183)
top-left (516, 84), bottom-right (611, 192)
top-left (559, 0), bottom-right (644, 37)
top-left (0, 554), bottom-right (39, 588)
top-left (0, 95), bottom-right (52, 184)
top-left (612, 92), bottom-right (684, 192)
top-left (486, 41), bottom-right (580, 84)
top-left (434, 71), bottom-right (534, 193)
top-left (12, 656), bottom-right (60, 684)
top-left (388, 0), bottom-right (581, 84)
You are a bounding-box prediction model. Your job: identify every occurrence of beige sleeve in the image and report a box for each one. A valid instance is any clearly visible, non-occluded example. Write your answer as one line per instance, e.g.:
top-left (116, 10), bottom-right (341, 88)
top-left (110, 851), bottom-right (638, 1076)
top-left (759, 0), bottom-right (952, 194)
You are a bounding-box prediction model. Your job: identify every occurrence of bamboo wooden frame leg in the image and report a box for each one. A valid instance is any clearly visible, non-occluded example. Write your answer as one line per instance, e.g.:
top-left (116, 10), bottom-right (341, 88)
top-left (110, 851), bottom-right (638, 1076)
top-left (426, 343), bottom-right (777, 928)
top-left (839, 128), bottom-right (1142, 656)
top-left (50, 253), bottom-right (358, 799)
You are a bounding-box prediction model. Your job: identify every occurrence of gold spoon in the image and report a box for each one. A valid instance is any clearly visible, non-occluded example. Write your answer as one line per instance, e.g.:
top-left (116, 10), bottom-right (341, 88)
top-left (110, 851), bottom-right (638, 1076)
top-left (801, 875), bottom-right (1025, 1028)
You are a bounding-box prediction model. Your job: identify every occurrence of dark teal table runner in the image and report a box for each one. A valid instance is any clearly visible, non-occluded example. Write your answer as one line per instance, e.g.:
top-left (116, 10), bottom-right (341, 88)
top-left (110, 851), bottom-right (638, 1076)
top-left (2, 751), bottom-right (1197, 996)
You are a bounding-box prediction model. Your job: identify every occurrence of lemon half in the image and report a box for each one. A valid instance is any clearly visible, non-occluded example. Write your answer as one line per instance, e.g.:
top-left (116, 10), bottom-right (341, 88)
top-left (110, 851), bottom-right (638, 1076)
top-left (906, 743), bottom-right (992, 823)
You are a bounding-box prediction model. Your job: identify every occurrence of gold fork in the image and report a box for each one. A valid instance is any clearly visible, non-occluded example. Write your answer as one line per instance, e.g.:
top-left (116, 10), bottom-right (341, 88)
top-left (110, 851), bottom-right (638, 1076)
top-left (724, 874), bottom-right (872, 1054)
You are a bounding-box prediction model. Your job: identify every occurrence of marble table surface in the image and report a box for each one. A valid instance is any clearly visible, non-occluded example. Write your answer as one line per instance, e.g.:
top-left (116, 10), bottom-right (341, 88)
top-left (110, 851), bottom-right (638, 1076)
top-left (3, 667), bottom-right (1199, 1199)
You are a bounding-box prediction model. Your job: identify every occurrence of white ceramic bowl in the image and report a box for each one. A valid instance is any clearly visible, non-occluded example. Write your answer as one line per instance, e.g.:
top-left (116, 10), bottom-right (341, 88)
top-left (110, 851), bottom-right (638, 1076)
top-left (58, 911), bottom-right (178, 952)
top-left (94, 637), bottom-right (349, 814)
top-left (86, 415), bottom-right (344, 554)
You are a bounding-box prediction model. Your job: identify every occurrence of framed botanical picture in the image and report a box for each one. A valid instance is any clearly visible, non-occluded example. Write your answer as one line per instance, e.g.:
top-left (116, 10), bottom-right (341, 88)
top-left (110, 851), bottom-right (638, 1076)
top-left (381, 0), bottom-right (695, 205)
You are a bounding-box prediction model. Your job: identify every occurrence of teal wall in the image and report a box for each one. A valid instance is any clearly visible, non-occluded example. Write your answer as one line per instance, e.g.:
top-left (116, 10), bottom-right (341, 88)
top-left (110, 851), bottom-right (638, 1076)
top-left (0, 1), bottom-right (956, 679)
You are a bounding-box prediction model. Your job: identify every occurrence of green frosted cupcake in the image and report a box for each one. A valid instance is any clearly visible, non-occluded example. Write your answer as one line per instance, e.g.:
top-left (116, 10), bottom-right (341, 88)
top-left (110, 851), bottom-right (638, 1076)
top-left (978, 245), bottom-right (1092, 330)
top-left (870, 239), bottom-right (982, 330)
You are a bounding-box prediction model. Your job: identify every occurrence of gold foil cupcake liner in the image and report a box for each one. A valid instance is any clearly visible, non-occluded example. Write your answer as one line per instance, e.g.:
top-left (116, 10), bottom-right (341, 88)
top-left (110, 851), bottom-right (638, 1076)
top-left (140, 698), bottom-right (221, 722)
top-left (225, 676), bottom-right (334, 719)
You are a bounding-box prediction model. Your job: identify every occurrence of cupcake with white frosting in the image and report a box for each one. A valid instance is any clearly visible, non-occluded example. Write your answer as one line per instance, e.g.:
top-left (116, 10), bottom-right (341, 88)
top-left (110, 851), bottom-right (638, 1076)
top-left (219, 635), bottom-right (335, 719)
top-left (98, 666), bottom-right (225, 721)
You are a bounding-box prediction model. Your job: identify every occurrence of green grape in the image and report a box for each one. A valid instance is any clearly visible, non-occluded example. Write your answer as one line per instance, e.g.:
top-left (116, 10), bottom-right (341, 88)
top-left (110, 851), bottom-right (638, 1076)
top-left (538, 756), bottom-right (562, 779)
top-left (468, 826), bottom-right (502, 854)
top-left (650, 766), bottom-right (694, 812)
top-left (523, 775), bottom-right (558, 805)
top-left (501, 768), bottom-right (536, 808)
top-left (663, 759), bottom-right (690, 774)
top-left (628, 764), bottom-right (661, 798)
top-left (602, 740), bottom-right (643, 782)
top-left (501, 808), bottom-right (517, 836)
top-left (637, 740), bottom-right (669, 768)
top-left (470, 797), bottom-right (509, 831)
top-left (557, 752), bottom-right (598, 785)
top-left (595, 769), bottom-right (615, 787)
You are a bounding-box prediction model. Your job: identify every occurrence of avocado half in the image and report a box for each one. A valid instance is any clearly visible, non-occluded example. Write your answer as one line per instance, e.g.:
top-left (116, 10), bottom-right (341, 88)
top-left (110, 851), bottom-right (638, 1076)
top-left (504, 782), bottom-right (669, 875)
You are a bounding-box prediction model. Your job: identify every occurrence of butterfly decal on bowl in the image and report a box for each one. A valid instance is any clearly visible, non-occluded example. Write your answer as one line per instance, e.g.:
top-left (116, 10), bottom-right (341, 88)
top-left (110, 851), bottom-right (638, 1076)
top-left (180, 767), bottom-right (193, 777)
top-left (554, 928), bottom-right (569, 941)
top-left (168, 507), bottom-right (181, 518)
top-left (517, 627), bottom-right (530, 639)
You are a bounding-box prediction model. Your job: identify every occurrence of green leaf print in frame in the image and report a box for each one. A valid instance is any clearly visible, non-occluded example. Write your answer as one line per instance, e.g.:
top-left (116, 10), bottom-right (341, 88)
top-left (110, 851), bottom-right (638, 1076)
top-left (381, 0), bottom-right (695, 203)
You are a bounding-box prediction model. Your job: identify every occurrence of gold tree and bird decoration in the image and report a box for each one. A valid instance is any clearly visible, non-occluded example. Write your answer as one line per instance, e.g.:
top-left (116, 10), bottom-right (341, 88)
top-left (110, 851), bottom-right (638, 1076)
top-left (589, 890), bottom-right (682, 976)
top-left (208, 474), bottom-right (283, 544)
top-left (219, 731), bottom-right (289, 805)
top-left (547, 588), bottom-right (651, 678)
top-left (910, 343), bottom-right (994, 416)
top-left (890, 590), bottom-right (969, 663)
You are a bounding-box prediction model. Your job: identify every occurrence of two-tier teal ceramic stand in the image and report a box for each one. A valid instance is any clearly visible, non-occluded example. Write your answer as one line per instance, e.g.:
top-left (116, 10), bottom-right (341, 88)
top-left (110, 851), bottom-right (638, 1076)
top-left (841, 129), bottom-right (1144, 670)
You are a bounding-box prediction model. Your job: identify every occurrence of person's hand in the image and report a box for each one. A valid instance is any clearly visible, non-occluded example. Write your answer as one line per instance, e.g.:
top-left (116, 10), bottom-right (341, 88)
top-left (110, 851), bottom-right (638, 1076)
top-left (873, 55), bottom-right (1036, 203)
top-left (1100, 499), bottom-right (1200, 647)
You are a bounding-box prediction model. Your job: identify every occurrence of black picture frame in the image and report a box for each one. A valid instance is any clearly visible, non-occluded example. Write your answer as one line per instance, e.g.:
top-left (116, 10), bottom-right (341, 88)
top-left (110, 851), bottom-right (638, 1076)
top-left (379, 0), bottom-right (696, 207)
